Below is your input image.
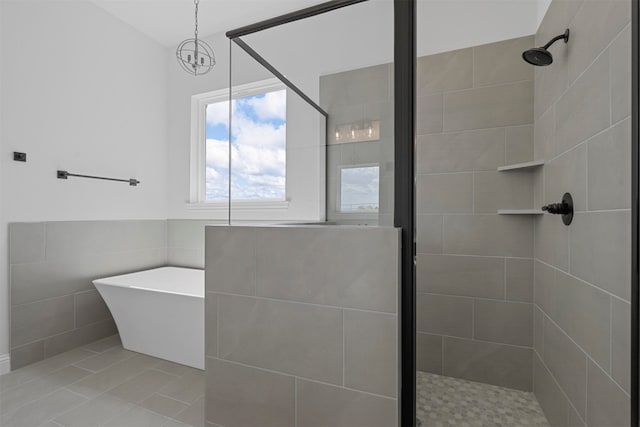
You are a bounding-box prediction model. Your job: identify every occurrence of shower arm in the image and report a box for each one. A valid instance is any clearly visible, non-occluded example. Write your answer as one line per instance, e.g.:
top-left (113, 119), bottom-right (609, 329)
top-left (542, 30), bottom-right (570, 50)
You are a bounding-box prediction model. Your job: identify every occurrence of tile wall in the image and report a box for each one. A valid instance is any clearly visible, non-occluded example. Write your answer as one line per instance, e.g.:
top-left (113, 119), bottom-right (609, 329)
top-left (8, 219), bottom-right (217, 370)
top-left (320, 64), bottom-right (395, 227)
top-left (9, 221), bottom-right (167, 370)
top-left (204, 225), bottom-right (399, 427)
top-left (166, 220), bottom-right (221, 269)
top-left (532, 1), bottom-right (631, 426)
top-left (414, 36), bottom-right (537, 391)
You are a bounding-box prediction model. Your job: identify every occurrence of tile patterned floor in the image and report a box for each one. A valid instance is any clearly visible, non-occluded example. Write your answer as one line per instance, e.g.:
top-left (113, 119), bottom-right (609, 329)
top-left (417, 371), bottom-right (550, 427)
top-left (0, 335), bottom-right (204, 427)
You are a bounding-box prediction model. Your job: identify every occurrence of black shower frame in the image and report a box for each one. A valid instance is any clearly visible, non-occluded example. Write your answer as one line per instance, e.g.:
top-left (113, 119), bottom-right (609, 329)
top-left (632, 0), bottom-right (639, 425)
top-left (226, 1), bottom-right (417, 425)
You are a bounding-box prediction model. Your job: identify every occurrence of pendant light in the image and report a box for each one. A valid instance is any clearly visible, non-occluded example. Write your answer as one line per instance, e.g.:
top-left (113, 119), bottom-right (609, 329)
top-left (176, 0), bottom-right (215, 76)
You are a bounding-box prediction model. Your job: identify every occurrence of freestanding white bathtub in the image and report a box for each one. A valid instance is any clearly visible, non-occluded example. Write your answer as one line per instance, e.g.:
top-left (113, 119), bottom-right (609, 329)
top-left (94, 267), bottom-right (205, 369)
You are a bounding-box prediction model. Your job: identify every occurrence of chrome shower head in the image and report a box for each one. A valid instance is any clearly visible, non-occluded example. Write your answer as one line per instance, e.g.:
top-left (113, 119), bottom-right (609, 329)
top-left (522, 28), bottom-right (570, 66)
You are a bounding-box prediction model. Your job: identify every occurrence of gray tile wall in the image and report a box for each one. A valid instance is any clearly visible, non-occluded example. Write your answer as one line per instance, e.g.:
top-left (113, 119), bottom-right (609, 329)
top-left (9, 221), bottom-right (168, 370)
top-left (8, 219), bottom-right (289, 371)
top-left (320, 64), bottom-right (394, 227)
top-left (532, 1), bottom-right (631, 426)
top-left (415, 35), bottom-right (537, 392)
top-left (167, 219), bottom-right (225, 269)
top-left (204, 225), bottom-right (399, 427)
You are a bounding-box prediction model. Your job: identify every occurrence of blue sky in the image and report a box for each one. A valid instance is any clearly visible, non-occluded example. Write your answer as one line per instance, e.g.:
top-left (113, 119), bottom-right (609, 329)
top-left (205, 90), bottom-right (286, 201)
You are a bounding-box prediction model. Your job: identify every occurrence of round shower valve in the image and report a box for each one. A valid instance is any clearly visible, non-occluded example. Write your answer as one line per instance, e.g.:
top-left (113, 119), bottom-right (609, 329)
top-left (541, 192), bottom-right (574, 226)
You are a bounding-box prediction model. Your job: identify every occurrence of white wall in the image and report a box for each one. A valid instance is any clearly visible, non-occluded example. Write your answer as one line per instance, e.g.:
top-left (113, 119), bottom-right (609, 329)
top-left (417, 0), bottom-right (545, 57)
top-left (0, 0), bottom-right (168, 360)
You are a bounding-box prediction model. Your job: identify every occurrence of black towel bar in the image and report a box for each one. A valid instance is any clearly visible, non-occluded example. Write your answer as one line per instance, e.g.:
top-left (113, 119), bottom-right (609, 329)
top-left (57, 170), bottom-right (140, 186)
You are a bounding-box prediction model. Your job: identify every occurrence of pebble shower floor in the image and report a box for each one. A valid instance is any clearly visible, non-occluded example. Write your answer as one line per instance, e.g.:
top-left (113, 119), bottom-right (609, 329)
top-left (417, 371), bottom-right (550, 427)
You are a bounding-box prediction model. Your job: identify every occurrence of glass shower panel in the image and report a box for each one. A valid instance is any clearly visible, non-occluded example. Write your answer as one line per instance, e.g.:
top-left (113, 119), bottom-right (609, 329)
top-left (228, 38), bottom-right (327, 224)
top-left (234, 0), bottom-right (394, 225)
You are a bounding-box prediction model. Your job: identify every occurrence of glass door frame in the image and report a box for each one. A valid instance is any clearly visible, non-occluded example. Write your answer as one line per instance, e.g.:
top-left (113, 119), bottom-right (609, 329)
top-left (631, 0), bottom-right (639, 424)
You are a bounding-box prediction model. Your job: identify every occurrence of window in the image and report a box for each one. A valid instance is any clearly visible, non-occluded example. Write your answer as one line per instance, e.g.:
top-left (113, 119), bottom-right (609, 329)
top-left (190, 79), bottom-right (287, 205)
top-left (339, 165), bottom-right (380, 212)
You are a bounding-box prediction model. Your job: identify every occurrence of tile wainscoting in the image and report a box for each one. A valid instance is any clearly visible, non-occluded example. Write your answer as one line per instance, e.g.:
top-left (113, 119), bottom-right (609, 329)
top-left (204, 225), bottom-right (400, 427)
top-left (8, 219), bottom-right (221, 370)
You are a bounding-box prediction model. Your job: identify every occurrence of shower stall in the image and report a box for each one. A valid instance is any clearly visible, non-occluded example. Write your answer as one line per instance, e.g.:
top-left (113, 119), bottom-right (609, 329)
top-left (202, 0), bottom-right (638, 426)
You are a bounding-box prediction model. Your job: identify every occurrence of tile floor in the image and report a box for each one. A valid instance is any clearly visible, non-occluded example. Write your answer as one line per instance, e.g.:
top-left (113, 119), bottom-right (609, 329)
top-left (0, 335), bottom-right (204, 427)
top-left (1, 337), bottom-right (552, 427)
top-left (417, 371), bottom-right (550, 427)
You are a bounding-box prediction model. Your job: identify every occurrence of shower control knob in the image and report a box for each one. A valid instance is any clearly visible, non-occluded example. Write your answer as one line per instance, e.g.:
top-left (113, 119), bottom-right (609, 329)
top-left (541, 203), bottom-right (569, 215)
top-left (541, 192), bottom-right (574, 226)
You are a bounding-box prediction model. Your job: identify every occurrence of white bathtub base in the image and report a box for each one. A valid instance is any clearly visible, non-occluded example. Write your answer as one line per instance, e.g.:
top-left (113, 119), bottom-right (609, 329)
top-left (94, 267), bottom-right (205, 370)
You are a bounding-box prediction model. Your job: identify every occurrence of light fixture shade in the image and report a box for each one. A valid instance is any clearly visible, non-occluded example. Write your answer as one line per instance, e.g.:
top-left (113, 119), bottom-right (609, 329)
top-left (176, 38), bottom-right (216, 76)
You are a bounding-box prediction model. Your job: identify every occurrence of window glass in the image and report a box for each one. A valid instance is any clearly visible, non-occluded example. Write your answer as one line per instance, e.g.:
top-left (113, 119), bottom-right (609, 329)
top-left (205, 89), bottom-right (286, 201)
top-left (339, 165), bottom-right (380, 212)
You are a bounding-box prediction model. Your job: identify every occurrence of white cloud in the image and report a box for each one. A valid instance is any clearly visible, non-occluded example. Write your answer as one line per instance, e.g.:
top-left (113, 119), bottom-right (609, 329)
top-left (244, 90), bottom-right (286, 121)
top-left (206, 100), bottom-right (229, 127)
top-left (205, 90), bottom-right (287, 201)
top-left (205, 138), bottom-right (230, 169)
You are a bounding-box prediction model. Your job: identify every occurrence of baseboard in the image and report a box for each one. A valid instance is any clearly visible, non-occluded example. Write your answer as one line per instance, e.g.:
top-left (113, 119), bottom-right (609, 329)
top-left (0, 353), bottom-right (10, 376)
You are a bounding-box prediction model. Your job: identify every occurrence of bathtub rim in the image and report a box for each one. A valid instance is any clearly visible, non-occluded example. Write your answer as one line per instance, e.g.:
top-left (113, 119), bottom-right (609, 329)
top-left (93, 266), bottom-right (204, 298)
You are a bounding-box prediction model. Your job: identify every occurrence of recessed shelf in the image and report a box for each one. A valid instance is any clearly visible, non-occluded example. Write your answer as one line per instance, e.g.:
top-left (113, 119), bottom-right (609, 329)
top-left (497, 160), bottom-right (545, 171)
top-left (498, 209), bottom-right (544, 215)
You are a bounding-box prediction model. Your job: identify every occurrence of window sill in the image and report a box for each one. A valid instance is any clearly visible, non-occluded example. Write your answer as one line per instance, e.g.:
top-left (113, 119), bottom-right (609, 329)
top-left (185, 200), bottom-right (290, 212)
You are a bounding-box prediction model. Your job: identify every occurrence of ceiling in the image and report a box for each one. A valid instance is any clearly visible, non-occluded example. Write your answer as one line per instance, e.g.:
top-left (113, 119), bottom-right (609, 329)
top-left (89, 0), bottom-right (328, 47)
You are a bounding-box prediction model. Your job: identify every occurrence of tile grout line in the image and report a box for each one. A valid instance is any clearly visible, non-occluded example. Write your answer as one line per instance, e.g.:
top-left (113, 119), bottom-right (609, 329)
top-left (610, 296), bottom-right (614, 375)
top-left (585, 357), bottom-right (589, 423)
top-left (418, 121), bottom-right (535, 140)
top-left (156, 392), bottom-right (194, 407)
top-left (207, 356), bottom-right (395, 401)
top-left (536, 258), bottom-right (630, 304)
top-left (12, 318), bottom-right (116, 352)
top-left (417, 252), bottom-right (535, 261)
top-left (294, 377), bottom-right (298, 427)
top-left (416, 291), bottom-right (533, 306)
top-left (419, 331), bottom-right (535, 351)
top-left (6, 345), bottom-right (103, 386)
top-left (535, 346), bottom-right (587, 426)
top-left (206, 290), bottom-right (397, 316)
top-left (445, 78), bottom-right (533, 96)
top-left (540, 307), bottom-right (629, 399)
top-left (555, 14), bottom-right (624, 113)
top-left (3, 378), bottom-right (90, 423)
